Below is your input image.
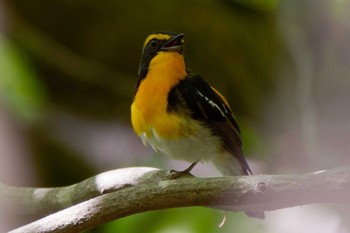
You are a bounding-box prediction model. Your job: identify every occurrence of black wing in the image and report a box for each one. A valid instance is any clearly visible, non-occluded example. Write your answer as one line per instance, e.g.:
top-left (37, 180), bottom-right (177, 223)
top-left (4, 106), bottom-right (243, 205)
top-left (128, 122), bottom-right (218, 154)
top-left (168, 74), bottom-right (252, 175)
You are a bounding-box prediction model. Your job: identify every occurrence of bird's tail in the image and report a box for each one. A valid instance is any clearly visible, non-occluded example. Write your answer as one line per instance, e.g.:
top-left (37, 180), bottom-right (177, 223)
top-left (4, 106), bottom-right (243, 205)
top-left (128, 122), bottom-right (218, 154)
top-left (245, 210), bottom-right (265, 219)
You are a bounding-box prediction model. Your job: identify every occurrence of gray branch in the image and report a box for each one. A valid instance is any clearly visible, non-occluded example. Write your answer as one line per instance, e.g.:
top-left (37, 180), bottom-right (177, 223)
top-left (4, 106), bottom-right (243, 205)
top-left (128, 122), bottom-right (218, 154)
top-left (4, 166), bottom-right (350, 233)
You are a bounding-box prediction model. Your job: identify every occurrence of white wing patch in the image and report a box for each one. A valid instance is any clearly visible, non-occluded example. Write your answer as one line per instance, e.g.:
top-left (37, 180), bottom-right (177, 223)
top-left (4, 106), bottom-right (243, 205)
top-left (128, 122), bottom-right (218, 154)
top-left (196, 90), bottom-right (226, 117)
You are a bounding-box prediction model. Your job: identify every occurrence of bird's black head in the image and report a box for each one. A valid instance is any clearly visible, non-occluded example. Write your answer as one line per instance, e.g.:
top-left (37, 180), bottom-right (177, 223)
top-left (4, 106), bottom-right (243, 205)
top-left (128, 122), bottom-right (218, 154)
top-left (138, 32), bottom-right (184, 80)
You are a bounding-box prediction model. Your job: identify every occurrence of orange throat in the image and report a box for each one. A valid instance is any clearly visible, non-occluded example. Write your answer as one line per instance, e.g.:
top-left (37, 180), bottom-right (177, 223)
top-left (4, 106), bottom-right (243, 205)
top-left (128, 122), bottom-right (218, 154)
top-left (131, 52), bottom-right (187, 139)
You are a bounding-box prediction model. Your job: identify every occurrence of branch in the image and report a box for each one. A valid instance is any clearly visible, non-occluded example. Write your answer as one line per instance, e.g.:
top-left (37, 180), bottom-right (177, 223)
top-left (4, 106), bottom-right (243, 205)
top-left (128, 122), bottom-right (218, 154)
top-left (7, 166), bottom-right (350, 233)
top-left (0, 167), bottom-right (161, 217)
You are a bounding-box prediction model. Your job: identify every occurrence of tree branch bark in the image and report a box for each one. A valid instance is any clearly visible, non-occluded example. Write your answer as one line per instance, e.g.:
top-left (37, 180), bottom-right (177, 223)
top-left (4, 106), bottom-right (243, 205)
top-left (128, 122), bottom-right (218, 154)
top-left (4, 165), bottom-right (350, 233)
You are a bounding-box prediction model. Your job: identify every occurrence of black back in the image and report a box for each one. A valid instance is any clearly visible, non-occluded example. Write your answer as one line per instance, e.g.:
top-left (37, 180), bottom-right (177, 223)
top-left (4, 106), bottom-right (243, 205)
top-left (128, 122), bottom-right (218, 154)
top-left (167, 73), bottom-right (252, 175)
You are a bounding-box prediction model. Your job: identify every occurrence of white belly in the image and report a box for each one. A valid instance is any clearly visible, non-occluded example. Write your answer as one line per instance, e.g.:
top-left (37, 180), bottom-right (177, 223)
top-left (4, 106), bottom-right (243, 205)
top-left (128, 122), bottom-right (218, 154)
top-left (140, 127), bottom-right (244, 176)
top-left (140, 127), bottom-right (221, 162)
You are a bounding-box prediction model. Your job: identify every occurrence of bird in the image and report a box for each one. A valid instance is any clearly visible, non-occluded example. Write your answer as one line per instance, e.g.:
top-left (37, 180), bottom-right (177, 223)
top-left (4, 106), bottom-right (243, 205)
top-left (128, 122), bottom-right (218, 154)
top-left (131, 31), bottom-right (264, 219)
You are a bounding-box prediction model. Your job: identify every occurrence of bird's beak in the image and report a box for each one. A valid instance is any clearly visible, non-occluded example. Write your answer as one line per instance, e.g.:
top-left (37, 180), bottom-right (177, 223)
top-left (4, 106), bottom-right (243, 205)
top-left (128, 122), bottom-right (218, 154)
top-left (161, 33), bottom-right (184, 53)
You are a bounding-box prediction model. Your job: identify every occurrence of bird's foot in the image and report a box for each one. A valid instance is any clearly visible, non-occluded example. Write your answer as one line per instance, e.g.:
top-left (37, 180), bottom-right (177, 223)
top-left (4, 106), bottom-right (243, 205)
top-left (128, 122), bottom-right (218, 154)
top-left (170, 161), bottom-right (199, 179)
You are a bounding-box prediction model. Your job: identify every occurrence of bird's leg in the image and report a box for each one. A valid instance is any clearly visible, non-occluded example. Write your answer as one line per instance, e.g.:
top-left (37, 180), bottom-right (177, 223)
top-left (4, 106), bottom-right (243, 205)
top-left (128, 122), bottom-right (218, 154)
top-left (170, 161), bottom-right (199, 179)
top-left (182, 161), bottom-right (199, 173)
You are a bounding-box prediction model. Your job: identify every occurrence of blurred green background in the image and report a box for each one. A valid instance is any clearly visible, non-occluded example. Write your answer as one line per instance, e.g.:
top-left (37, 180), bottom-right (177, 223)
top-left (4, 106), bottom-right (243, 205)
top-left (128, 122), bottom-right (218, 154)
top-left (1, 0), bottom-right (350, 232)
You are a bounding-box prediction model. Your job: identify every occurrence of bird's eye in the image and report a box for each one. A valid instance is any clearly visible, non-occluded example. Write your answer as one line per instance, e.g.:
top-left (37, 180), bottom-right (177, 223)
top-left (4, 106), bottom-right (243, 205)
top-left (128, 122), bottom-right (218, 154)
top-left (149, 39), bottom-right (158, 48)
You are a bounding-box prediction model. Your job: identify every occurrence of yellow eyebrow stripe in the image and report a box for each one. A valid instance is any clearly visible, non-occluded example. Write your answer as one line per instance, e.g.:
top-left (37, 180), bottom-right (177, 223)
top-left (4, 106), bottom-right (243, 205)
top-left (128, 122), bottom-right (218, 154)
top-left (144, 34), bottom-right (172, 47)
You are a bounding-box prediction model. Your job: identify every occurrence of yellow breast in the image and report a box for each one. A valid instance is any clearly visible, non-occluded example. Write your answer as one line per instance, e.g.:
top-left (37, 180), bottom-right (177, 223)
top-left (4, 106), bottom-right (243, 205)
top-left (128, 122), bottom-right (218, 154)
top-left (131, 52), bottom-right (193, 139)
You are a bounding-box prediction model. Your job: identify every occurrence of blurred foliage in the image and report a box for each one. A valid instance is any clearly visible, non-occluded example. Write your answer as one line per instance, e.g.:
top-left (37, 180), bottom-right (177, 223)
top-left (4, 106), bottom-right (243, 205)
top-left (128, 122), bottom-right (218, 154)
top-left (0, 36), bottom-right (46, 123)
top-left (1, 0), bottom-right (284, 231)
top-left (6, 0), bottom-right (283, 121)
top-left (101, 207), bottom-right (265, 233)
top-left (29, 128), bottom-right (96, 186)
top-left (226, 0), bottom-right (279, 12)
top-left (11, 0), bottom-right (350, 232)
